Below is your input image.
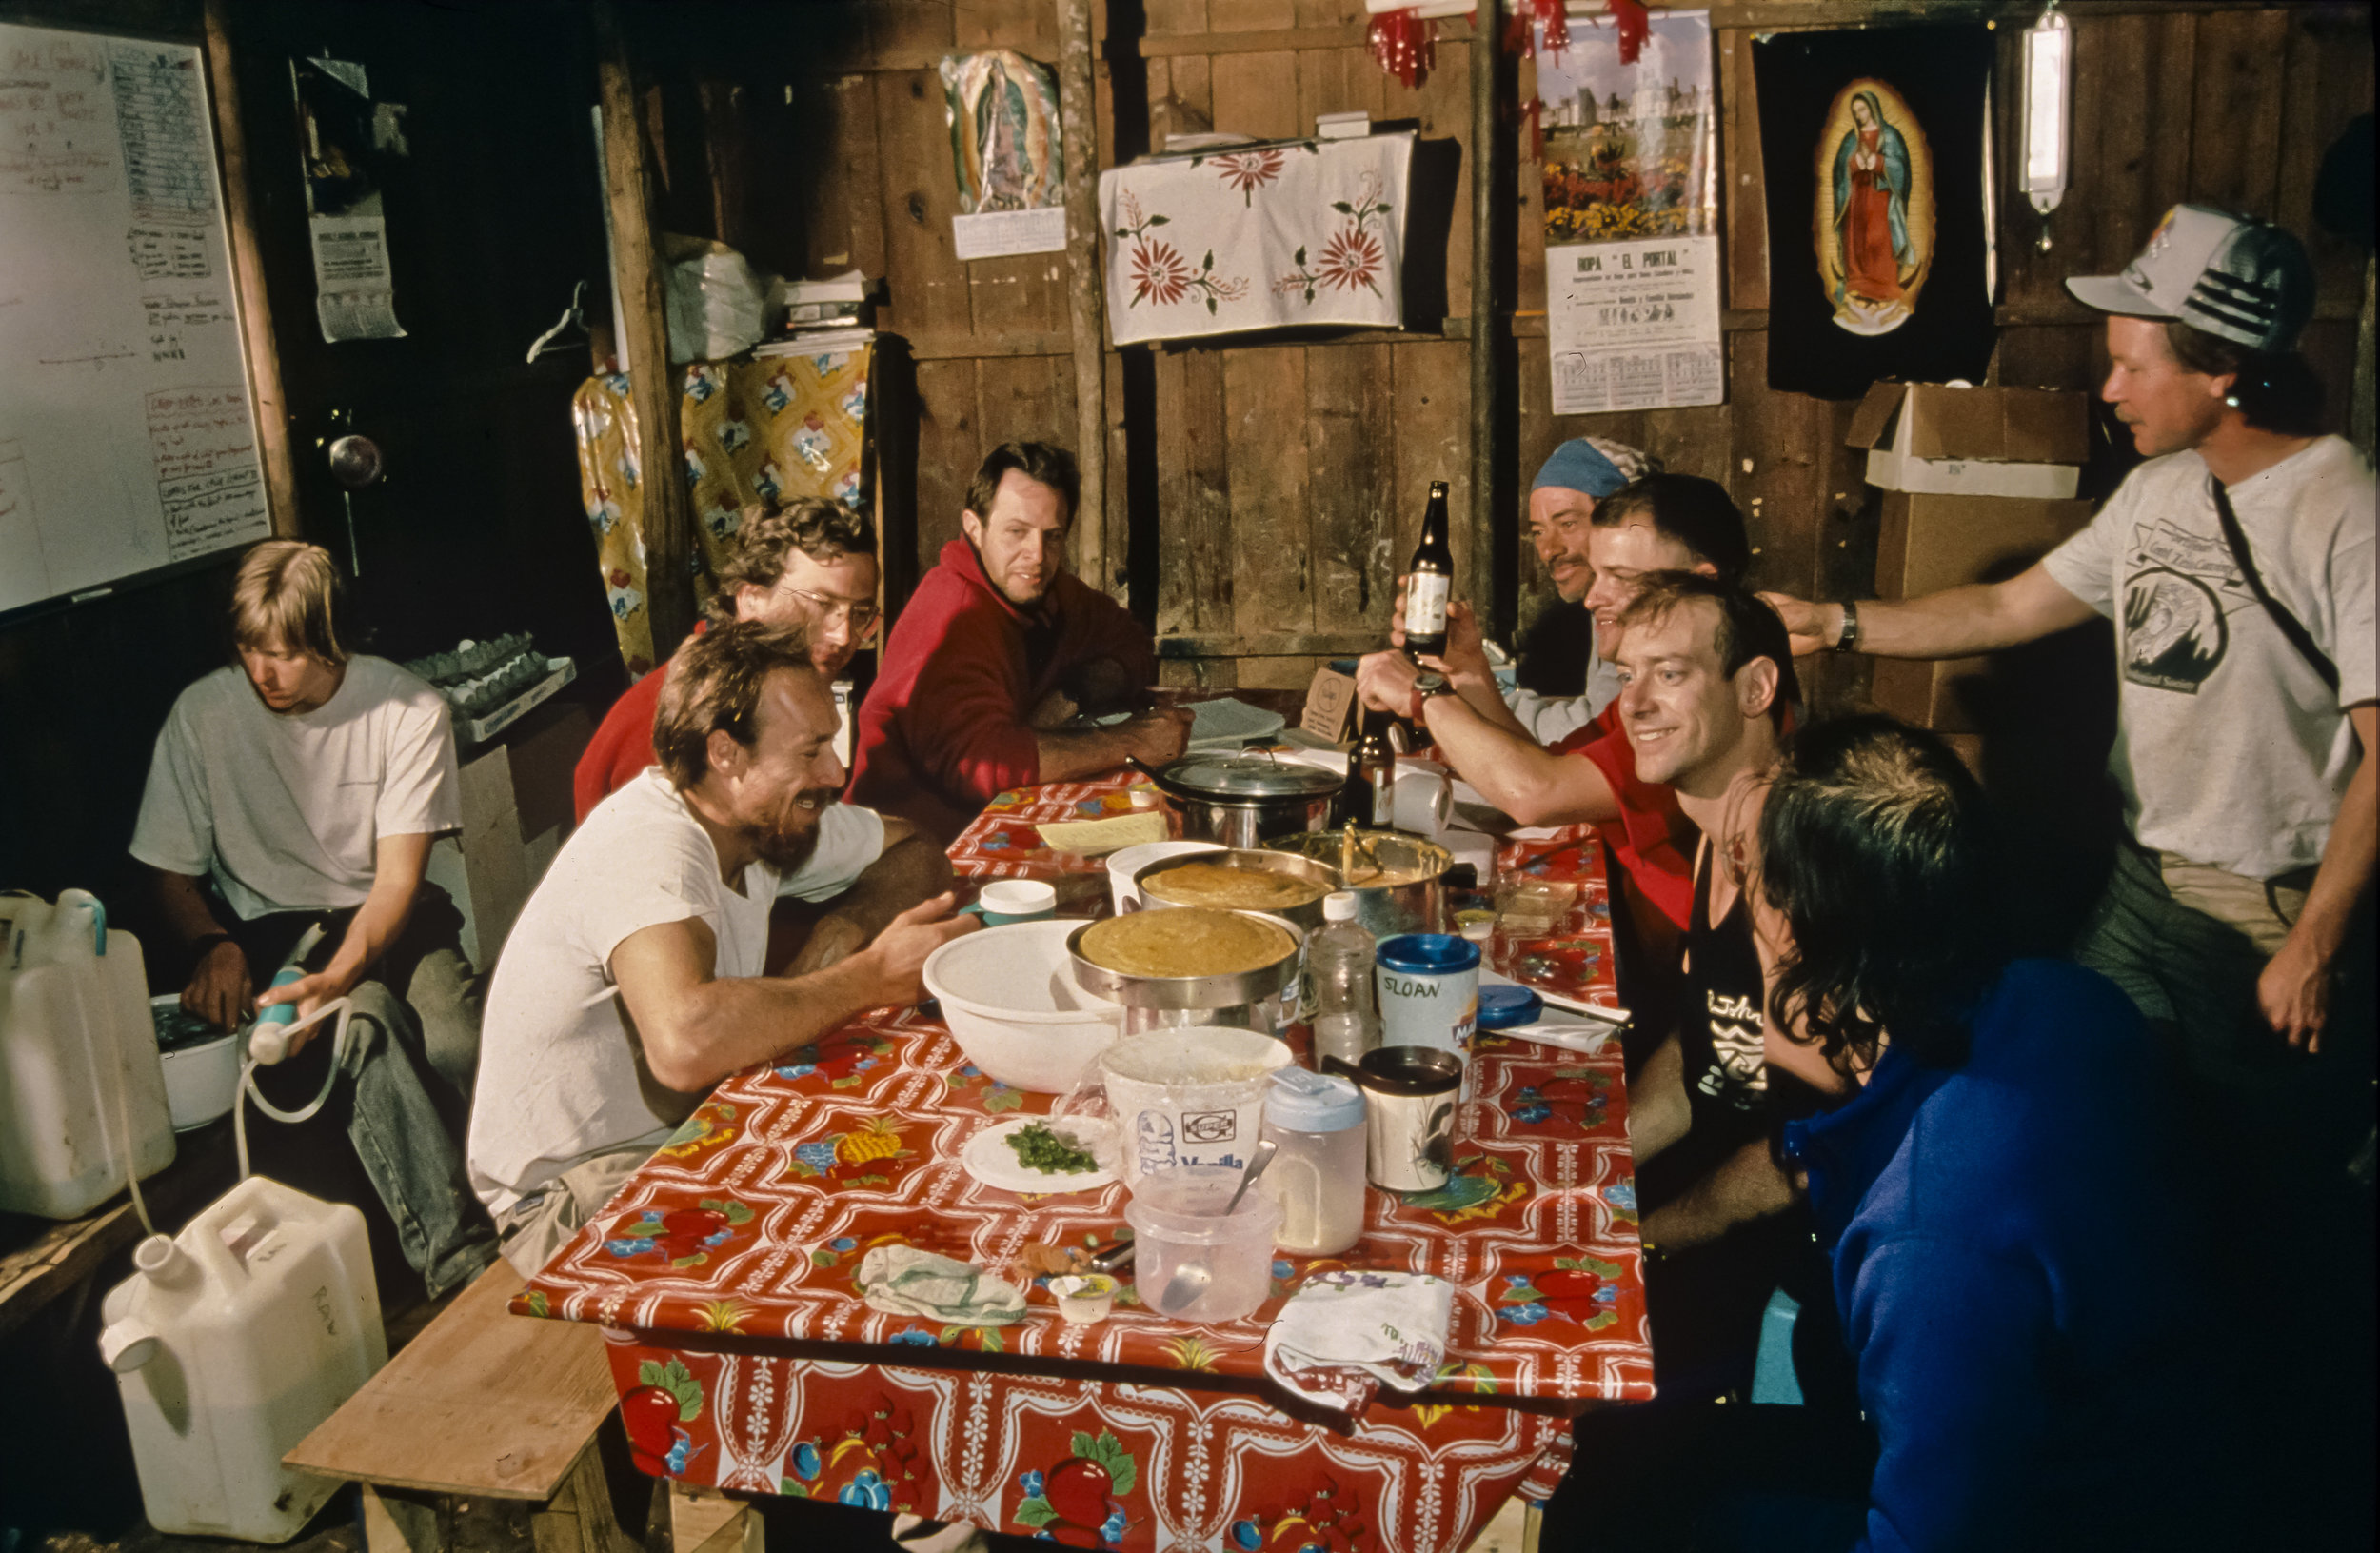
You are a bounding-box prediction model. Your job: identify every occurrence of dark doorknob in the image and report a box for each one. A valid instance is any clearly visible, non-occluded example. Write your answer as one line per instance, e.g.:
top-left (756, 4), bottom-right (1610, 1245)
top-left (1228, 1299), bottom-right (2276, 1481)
top-left (327, 433), bottom-right (384, 488)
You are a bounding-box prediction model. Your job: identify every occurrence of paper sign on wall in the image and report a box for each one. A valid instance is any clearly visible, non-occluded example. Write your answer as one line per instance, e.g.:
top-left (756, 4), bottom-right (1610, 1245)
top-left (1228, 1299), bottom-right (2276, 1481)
top-left (292, 56), bottom-right (406, 342)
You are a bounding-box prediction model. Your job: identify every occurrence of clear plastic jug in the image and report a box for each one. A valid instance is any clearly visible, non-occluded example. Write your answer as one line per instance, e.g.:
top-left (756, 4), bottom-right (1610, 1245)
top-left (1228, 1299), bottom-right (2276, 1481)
top-left (98, 1175), bottom-right (387, 1542)
top-left (0, 889), bottom-right (175, 1218)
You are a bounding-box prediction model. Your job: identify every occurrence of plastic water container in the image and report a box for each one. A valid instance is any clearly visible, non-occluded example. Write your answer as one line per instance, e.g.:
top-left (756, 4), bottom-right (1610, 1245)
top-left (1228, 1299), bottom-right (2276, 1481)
top-left (0, 890), bottom-right (176, 1218)
top-left (98, 1176), bottom-right (386, 1542)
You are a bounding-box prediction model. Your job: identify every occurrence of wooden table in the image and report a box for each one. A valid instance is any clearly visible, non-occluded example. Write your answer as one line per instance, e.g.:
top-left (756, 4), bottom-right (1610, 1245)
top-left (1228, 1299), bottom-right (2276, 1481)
top-left (512, 774), bottom-right (1647, 1553)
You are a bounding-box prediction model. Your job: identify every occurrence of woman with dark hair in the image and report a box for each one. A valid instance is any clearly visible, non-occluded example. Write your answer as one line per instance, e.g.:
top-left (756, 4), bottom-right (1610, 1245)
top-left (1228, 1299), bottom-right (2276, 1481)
top-left (1750, 715), bottom-right (2220, 1552)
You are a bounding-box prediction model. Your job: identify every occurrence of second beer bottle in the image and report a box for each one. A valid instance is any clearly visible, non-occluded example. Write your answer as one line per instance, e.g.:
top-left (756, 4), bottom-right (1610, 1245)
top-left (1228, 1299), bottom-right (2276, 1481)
top-left (1403, 480), bottom-right (1455, 663)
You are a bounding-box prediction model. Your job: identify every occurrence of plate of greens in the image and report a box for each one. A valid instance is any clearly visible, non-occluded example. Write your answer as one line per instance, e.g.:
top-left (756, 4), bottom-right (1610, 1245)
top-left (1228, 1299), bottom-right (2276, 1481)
top-left (962, 1116), bottom-right (1120, 1194)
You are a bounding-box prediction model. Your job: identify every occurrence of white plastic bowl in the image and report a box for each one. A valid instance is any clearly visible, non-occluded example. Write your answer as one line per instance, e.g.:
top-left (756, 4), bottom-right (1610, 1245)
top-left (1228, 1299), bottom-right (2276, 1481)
top-left (922, 918), bottom-right (1124, 1093)
top-left (150, 994), bottom-right (239, 1131)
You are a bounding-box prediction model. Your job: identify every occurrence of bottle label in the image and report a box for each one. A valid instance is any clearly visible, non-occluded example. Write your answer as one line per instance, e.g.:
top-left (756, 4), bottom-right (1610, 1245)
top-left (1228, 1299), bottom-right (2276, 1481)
top-left (1404, 572), bottom-right (1451, 637)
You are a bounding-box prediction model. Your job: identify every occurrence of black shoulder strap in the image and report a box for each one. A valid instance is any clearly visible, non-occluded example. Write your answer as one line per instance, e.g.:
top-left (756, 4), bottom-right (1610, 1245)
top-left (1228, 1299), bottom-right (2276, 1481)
top-left (2207, 476), bottom-right (2339, 693)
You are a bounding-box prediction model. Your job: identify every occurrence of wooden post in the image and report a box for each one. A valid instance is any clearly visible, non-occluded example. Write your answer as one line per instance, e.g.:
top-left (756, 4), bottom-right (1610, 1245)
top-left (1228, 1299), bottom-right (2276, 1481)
top-left (595, 1), bottom-right (696, 660)
top-left (1058, 0), bottom-right (1112, 597)
top-left (1466, 12), bottom-right (1502, 636)
top-left (201, 0), bottom-right (300, 541)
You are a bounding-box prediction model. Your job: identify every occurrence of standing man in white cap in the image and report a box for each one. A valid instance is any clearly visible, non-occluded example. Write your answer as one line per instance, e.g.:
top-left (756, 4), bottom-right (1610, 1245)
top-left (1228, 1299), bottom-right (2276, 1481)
top-left (1766, 207), bottom-right (2373, 1193)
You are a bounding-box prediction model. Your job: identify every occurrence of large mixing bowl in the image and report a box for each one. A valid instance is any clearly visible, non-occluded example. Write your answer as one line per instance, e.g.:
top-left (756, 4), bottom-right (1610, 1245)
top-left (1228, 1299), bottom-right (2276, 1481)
top-left (921, 919), bottom-right (1123, 1093)
top-left (1265, 827), bottom-right (1452, 938)
top-left (1131, 848), bottom-right (1338, 932)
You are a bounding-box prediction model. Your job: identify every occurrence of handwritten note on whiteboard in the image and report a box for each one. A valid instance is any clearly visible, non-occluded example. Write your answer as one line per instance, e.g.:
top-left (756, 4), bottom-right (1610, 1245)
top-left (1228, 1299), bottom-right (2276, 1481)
top-left (0, 22), bottom-right (269, 616)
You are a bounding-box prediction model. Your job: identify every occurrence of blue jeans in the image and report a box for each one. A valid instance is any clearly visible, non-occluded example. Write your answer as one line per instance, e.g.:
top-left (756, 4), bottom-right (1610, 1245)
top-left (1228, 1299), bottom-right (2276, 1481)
top-left (334, 980), bottom-right (496, 1299)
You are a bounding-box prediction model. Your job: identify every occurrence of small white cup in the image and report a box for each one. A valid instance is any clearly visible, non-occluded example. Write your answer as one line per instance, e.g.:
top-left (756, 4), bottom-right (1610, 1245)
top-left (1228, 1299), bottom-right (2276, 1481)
top-left (977, 879), bottom-right (1058, 926)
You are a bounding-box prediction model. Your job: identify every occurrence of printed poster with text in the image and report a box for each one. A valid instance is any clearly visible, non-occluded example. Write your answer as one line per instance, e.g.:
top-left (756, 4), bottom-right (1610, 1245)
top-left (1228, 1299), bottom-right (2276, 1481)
top-left (1537, 9), bottom-right (1721, 413)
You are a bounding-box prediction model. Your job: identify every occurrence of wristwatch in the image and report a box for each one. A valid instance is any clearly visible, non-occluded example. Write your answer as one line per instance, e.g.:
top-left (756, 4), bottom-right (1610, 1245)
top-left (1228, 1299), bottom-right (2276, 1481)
top-left (1833, 600), bottom-right (1861, 653)
top-left (1412, 672), bottom-right (1456, 718)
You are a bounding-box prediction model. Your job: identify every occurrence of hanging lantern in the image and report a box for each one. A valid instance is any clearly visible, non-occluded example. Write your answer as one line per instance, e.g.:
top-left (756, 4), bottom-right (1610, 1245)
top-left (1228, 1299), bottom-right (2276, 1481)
top-left (2021, 2), bottom-right (2073, 245)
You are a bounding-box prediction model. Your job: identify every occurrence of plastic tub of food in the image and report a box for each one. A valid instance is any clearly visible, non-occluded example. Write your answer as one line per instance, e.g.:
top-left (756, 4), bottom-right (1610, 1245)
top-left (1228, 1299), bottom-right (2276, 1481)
top-left (1124, 1165), bottom-right (1283, 1324)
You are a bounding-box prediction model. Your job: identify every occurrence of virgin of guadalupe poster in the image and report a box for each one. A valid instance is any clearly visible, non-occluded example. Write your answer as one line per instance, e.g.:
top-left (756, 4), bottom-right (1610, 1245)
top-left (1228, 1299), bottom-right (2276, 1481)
top-left (1753, 27), bottom-right (1993, 398)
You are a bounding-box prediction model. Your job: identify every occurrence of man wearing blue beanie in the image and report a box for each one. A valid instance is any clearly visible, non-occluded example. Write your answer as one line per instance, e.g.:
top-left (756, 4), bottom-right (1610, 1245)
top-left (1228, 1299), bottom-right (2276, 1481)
top-left (1375, 437), bottom-right (1656, 744)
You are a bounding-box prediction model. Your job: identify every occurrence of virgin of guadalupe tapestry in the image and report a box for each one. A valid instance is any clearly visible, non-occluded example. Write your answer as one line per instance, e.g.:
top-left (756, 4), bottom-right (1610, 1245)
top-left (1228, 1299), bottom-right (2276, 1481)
top-left (1753, 27), bottom-right (1993, 398)
top-left (940, 50), bottom-right (1062, 215)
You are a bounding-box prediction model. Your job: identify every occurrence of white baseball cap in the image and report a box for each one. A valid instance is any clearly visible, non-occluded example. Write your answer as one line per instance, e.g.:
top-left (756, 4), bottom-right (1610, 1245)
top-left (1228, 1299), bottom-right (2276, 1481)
top-left (2065, 204), bottom-right (2314, 353)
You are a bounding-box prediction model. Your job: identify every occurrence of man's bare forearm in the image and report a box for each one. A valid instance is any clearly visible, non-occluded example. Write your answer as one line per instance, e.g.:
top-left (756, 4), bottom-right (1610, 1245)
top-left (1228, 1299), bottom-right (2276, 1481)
top-left (152, 868), bottom-right (229, 946)
top-left (1640, 1135), bottom-right (1798, 1251)
top-left (1420, 694), bottom-right (1616, 827)
top-left (1036, 726), bottom-right (1140, 782)
top-left (643, 952), bottom-right (890, 1093)
top-left (2292, 710), bottom-right (2377, 965)
top-left (837, 834), bottom-right (952, 934)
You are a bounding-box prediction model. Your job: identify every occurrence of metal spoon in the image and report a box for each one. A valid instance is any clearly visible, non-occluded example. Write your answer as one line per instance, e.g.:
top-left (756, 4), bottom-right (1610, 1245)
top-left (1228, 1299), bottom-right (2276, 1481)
top-left (1155, 1141), bottom-right (1279, 1316)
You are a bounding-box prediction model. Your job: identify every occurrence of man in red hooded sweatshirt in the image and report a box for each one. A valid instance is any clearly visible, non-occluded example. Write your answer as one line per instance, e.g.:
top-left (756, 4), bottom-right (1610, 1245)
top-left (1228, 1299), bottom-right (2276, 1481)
top-left (851, 442), bottom-right (1189, 842)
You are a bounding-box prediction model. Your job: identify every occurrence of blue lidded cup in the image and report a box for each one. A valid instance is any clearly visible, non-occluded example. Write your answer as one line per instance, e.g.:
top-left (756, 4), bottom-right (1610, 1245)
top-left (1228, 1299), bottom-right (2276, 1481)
top-left (1374, 934), bottom-right (1481, 1097)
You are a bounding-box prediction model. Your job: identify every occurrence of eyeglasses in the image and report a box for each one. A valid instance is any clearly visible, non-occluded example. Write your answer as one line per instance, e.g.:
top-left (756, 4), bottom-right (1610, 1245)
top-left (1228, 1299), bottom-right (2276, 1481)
top-left (781, 586), bottom-right (880, 631)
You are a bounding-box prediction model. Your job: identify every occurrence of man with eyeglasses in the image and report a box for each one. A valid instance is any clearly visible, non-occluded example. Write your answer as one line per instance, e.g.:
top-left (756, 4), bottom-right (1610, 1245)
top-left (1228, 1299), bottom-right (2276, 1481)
top-left (574, 498), bottom-right (954, 974)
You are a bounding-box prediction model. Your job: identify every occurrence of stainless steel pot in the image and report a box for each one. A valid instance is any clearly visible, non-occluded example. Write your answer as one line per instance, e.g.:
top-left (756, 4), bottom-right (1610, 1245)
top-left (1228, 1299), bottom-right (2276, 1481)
top-left (1131, 848), bottom-right (1338, 932)
top-left (1066, 910), bottom-right (1305, 1035)
top-left (1132, 754), bottom-right (1340, 849)
top-left (1265, 827), bottom-right (1452, 938)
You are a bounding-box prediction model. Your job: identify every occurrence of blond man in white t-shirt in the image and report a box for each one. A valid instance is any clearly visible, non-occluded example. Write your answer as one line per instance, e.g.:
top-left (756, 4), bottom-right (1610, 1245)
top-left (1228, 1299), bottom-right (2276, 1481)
top-left (1765, 208), bottom-right (2374, 1193)
top-left (472, 620), bottom-right (977, 1275)
top-left (130, 541), bottom-right (495, 1297)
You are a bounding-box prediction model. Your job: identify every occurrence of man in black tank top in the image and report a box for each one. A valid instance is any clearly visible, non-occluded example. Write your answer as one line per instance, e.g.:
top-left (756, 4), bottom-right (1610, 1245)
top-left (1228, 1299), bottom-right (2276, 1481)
top-left (1587, 576), bottom-right (1855, 1413)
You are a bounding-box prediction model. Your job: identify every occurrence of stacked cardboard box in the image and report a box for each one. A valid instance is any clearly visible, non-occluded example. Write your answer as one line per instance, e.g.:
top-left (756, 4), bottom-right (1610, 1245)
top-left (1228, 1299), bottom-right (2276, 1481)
top-left (1846, 382), bottom-right (2094, 732)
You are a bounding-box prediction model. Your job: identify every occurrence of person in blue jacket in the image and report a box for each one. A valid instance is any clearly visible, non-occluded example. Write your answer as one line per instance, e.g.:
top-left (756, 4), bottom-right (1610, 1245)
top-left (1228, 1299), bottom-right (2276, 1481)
top-left (1749, 714), bottom-right (2226, 1552)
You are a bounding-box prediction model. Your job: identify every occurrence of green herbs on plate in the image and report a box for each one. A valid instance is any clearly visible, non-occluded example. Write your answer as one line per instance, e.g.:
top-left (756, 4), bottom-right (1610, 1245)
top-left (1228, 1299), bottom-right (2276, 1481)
top-left (1005, 1121), bottom-right (1100, 1175)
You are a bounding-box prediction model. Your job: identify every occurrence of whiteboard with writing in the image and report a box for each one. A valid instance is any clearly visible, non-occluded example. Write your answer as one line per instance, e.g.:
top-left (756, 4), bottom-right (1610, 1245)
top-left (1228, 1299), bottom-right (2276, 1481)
top-left (0, 21), bottom-right (270, 615)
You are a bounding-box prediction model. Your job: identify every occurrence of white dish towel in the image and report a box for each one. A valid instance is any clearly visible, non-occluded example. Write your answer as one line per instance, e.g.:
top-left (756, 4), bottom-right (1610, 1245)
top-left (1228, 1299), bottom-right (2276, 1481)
top-left (1262, 1269), bottom-right (1455, 1416)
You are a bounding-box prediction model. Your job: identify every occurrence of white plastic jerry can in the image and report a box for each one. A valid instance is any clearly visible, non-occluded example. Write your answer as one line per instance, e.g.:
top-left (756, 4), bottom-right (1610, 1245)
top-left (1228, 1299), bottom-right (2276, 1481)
top-left (98, 1176), bottom-right (387, 1543)
top-left (0, 889), bottom-right (176, 1218)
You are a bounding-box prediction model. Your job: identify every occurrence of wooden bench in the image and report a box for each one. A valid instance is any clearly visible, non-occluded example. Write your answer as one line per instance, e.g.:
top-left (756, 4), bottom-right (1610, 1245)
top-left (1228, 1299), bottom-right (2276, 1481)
top-left (285, 1261), bottom-right (758, 1553)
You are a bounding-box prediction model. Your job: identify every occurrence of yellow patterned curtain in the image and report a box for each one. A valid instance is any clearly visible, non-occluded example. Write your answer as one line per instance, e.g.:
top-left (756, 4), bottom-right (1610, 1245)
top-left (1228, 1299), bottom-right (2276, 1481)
top-left (573, 346), bottom-right (872, 675)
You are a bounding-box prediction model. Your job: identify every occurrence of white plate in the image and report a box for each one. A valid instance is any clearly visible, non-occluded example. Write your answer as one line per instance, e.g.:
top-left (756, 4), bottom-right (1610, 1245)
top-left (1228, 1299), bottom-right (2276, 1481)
top-left (961, 1117), bottom-right (1121, 1194)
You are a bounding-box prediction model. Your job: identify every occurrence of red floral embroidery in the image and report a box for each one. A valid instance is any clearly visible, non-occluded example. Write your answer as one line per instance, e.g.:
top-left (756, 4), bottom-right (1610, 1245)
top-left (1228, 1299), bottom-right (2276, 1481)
top-left (1315, 227), bottom-right (1385, 294)
top-left (1129, 241), bottom-right (1193, 307)
top-left (1214, 149), bottom-right (1286, 205)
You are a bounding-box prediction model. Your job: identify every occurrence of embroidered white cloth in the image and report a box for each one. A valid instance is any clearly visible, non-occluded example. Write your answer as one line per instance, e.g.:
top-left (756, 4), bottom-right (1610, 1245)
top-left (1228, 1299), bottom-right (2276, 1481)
top-left (1099, 132), bottom-right (1415, 345)
top-left (1261, 1268), bottom-right (1456, 1417)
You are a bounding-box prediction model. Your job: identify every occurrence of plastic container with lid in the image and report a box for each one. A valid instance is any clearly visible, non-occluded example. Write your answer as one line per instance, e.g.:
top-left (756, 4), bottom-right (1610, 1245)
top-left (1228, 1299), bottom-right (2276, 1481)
top-left (1259, 1067), bottom-right (1368, 1256)
top-left (1125, 1165), bottom-right (1284, 1323)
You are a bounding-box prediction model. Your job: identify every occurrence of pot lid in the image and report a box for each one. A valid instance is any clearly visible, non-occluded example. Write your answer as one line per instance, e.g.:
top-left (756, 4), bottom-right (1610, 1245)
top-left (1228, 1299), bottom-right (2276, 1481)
top-left (1157, 754), bottom-right (1343, 799)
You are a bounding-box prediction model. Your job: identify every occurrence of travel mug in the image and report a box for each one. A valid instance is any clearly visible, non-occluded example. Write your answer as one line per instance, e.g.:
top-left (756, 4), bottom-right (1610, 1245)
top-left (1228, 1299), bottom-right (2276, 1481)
top-left (1356, 1045), bottom-right (1461, 1193)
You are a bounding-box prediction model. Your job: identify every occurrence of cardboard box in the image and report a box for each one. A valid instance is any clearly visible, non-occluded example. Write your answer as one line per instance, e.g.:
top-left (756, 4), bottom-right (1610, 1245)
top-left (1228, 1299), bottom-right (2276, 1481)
top-left (1848, 381), bottom-right (2088, 500)
top-left (1874, 492), bottom-right (2095, 599)
top-left (1869, 491), bottom-right (2095, 733)
top-left (1301, 666), bottom-right (1359, 744)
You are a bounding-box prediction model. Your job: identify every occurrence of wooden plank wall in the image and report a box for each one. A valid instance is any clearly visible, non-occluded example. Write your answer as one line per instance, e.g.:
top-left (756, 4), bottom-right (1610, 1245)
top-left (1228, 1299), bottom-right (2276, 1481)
top-left (648, 0), bottom-right (2371, 711)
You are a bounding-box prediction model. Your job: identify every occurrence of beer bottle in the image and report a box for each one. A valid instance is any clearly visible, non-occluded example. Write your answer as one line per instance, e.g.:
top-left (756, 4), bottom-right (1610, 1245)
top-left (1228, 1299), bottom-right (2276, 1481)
top-left (1403, 481), bottom-right (1454, 663)
top-left (1336, 710), bottom-right (1398, 828)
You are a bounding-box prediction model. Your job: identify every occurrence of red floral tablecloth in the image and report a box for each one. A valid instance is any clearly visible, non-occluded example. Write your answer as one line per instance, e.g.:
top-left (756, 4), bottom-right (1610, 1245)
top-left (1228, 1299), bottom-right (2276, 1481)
top-left (518, 776), bottom-right (1649, 1551)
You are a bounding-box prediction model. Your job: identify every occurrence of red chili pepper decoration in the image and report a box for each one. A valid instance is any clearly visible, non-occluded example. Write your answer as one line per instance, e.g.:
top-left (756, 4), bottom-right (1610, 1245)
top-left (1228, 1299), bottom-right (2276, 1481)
top-left (1610, 0), bottom-right (1649, 64)
top-left (1366, 7), bottom-right (1438, 90)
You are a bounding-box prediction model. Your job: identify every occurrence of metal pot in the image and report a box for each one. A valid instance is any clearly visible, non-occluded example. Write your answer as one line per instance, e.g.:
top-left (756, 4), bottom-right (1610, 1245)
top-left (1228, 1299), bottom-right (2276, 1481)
top-left (1067, 910), bottom-right (1306, 1035)
top-left (1132, 754), bottom-right (1341, 849)
top-left (1131, 848), bottom-right (1338, 932)
top-left (1265, 827), bottom-right (1453, 938)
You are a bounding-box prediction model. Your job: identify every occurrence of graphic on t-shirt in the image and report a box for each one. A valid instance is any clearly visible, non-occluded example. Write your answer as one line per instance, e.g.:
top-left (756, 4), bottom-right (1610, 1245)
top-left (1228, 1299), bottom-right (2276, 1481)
top-left (1695, 988), bottom-right (1768, 1110)
top-left (2119, 516), bottom-right (2256, 695)
top-left (2121, 567), bottom-right (2227, 692)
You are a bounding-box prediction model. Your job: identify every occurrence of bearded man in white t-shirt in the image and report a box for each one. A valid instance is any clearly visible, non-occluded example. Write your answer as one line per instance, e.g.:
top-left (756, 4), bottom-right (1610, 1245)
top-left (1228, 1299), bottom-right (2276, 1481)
top-left (1766, 207), bottom-right (2374, 1197)
top-left (471, 619), bottom-right (977, 1275)
top-left (131, 540), bottom-right (496, 1297)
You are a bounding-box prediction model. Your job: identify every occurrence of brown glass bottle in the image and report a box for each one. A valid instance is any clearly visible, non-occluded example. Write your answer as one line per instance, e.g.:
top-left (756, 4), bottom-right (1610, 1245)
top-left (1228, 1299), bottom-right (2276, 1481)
top-left (1403, 481), bottom-right (1454, 663)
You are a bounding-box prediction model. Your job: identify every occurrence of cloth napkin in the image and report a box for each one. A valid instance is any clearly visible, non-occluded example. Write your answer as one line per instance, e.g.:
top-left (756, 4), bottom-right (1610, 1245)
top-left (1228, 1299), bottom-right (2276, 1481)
top-left (1262, 1269), bottom-right (1456, 1417)
top-left (857, 1246), bottom-right (1026, 1326)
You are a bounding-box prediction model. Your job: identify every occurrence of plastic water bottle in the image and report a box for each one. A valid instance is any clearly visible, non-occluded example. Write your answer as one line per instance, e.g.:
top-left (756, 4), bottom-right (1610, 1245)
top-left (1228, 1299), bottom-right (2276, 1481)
top-left (1307, 892), bottom-right (1379, 1066)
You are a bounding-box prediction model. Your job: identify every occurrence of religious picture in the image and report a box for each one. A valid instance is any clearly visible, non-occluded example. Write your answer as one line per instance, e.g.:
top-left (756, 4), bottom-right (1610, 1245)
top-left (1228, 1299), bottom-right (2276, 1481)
top-left (939, 50), bottom-right (1062, 215)
top-left (1813, 80), bottom-right (1934, 336)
